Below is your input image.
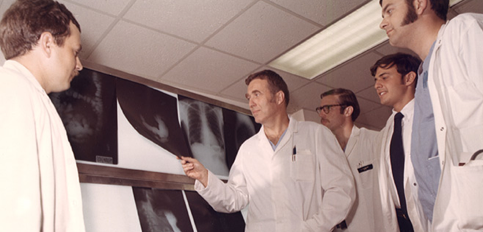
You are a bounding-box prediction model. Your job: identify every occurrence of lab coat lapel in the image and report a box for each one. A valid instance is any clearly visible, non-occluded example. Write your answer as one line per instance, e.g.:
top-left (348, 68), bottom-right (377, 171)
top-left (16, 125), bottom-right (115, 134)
top-left (273, 117), bottom-right (296, 154)
top-left (254, 125), bottom-right (275, 157)
top-left (254, 117), bottom-right (296, 157)
top-left (345, 126), bottom-right (359, 157)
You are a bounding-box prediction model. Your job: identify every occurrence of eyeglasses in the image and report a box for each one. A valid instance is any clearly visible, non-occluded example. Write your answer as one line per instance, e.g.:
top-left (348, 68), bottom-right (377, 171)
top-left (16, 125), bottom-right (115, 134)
top-left (315, 104), bottom-right (346, 114)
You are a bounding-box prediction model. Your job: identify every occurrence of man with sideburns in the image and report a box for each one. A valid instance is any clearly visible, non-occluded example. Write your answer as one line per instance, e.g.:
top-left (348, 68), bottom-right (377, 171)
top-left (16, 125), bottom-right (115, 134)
top-left (379, 0), bottom-right (483, 230)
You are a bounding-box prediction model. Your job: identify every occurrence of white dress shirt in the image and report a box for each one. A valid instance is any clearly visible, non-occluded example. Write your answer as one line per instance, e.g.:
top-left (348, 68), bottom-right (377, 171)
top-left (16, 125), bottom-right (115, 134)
top-left (378, 100), bottom-right (428, 232)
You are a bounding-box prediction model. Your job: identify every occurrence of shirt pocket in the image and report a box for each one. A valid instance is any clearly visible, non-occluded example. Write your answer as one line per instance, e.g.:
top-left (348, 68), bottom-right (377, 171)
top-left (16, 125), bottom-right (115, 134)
top-left (290, 149), bottom-right (315, 181)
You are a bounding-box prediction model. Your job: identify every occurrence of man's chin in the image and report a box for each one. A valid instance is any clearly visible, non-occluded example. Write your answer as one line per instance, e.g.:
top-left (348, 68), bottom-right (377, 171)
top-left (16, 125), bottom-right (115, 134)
top-left (52, 83), bottom-right (71, 93)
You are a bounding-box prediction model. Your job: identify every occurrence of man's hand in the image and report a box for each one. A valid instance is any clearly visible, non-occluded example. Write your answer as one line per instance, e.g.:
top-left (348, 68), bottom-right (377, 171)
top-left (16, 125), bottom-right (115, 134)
top-left (179, 156), bottom-right (209, 187)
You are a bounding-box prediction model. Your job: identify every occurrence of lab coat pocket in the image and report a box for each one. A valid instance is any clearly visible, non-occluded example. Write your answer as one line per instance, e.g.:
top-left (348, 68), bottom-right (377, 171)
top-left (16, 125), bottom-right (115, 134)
top-left (290, 150), bottom-right (315, 181)
top-left (450, 161), bottom-right (483, 230)
top-left (358, 162), bottom-right (375, 190)
top-left (458, 125), bottom-right (483, 162)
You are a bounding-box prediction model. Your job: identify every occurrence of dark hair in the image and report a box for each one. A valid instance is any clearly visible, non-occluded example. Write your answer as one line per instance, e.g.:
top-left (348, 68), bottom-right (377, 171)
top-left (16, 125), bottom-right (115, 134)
top-left (370, 53), bottom-right (421, 85)
top-left (379, 0), bottom-right (449, 21)
top-left (320, 88), bottom-right (360, 122)
top-left (245, 70), bottom-right (290, 107)
top-left (427, 0), bottom-right (449, 21)
top-left (0, 0), bottom-right (81, 60)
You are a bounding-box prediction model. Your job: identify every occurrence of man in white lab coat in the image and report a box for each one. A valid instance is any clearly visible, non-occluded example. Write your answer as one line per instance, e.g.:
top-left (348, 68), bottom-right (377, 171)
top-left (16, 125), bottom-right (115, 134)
top-left (379, 0), bottom-right (483, 230)
top-left (180, 69), bottom-right (355, 232)
top-left (370, 53), bottom-right (423, 232)
top-left (0, 0), bottom-right (85, 231)
top-left (318, 88), bottom-right (386, 232)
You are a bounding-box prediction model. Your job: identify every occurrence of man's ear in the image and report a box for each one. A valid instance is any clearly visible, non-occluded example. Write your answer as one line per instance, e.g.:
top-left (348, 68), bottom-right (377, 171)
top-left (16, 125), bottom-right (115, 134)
top-left (414, 0), bottom-right (428, 15)
top-left (404, 71), bottom-right (417, 87)
top-left (38, 31), bottom-right (55, 57)
top-left (344, 105), bottom-right (354, 118)
top-left (276, 91), bottom-right (285, 105)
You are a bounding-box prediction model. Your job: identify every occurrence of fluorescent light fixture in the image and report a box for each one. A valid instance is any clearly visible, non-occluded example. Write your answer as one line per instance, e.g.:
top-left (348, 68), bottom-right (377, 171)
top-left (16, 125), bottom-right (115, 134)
top-left (269, 0), bottom-right (465, 79)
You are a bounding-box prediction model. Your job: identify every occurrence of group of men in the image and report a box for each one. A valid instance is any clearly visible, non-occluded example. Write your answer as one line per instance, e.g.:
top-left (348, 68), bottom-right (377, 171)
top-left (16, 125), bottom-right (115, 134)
top-left (181, 0), bottom-right (483, 231)
top-left (0, 0), bottom-right (481, 231)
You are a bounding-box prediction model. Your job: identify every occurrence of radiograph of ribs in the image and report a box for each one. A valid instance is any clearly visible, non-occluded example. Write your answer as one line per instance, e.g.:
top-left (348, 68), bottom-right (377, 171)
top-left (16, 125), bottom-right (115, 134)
top-left (187, 102), bottom-right (202, 144)
top-left (222, 109), bottom-right (260, 170)
top-left (186, 101), bottom-right (224, 149)
top-left (49, 69), bottom-right (118, 163)
top-left (179, 97), bottom-right (228, 176)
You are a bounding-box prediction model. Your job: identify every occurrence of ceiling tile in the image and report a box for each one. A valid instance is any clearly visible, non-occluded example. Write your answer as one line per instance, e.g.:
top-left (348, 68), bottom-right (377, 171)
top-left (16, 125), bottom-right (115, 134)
top-left (269, 0), bottom-right (368, 26)
top-left (374, 40), bottom-right (418, 57)
top-left (289, 82), bottom-right (331, 113)
top-left (205, 1), bottom-right (320, 64)
top-left (255, 66), bottom-right (311, 91)
top-left (60, 2), bottom-right (116, 58)
top-left (219, 78), bottom-right (251, 103)
top-left (357, 96), bottom-right (383, 114)
top-left (357, 105), bottom-right (392, 130)
top-left (123, 0), bottom-right (254, 43)
top-left (180, 87), bottom-right (250, 110)
top-left (63, 0), bottom-right (132, 16)
top-left (161, 47), bottom-right (259, 93)
top-left (0, 0), bottom-right (14, 13)
top-left (316, 51), bottom-right (382, 92)
top-left (454, 0), bottom-right (483, 14)
top-left (356, 85), bottom-right (380, 105)
top-left (220, 66), bottom-right (312, 109)
top-left (88, 21), bottom-right (197, 80)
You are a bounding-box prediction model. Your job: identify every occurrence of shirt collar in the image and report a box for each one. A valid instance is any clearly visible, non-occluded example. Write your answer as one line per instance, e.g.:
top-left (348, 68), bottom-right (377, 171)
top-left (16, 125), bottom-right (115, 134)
top-left (3, 60), bottom-right (45, 94)
top-left (393, 99), bottom-right (415, 121)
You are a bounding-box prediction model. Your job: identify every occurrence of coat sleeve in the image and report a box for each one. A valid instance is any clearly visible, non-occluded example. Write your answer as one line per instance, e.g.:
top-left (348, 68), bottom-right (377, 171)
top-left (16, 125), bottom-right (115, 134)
top-left (459, 14), bottom-right (483, 93)
top-left (304, 126), bottom-right (356, 232)
top-left (195, 150), bottom-right (249, 213)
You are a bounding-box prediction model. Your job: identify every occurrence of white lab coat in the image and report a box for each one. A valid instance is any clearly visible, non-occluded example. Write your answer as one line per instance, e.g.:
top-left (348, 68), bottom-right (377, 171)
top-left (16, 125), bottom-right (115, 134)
top-left (196, 117), bottom-right (355, 232)
top-left (0, 60), bottom-right (85, 232)
top-left (426, 13), bottom-right (483, 231)
top-left (333, 126), bottom-right (387, 232)
top-left (378, 102), bottom-right (428, 232)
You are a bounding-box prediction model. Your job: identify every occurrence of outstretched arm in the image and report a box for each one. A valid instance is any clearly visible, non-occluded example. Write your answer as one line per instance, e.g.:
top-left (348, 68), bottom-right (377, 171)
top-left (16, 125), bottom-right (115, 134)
top-left (179, 156), bottom-right (209, 187)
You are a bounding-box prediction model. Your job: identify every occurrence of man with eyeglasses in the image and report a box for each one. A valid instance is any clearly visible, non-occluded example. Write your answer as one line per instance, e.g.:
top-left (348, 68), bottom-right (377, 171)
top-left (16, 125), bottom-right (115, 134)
top-left (318, 88), bottom-right (387, 232)
top-left (371, 53), bottom-right (422, 232)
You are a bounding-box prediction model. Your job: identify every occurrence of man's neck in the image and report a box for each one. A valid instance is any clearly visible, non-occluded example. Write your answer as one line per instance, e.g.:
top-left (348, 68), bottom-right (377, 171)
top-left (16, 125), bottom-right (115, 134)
top-left (12, 51), bottom-right (49, 93)
top-left (264, 114), bottom-right (290, 145)
top-left (408, 19), bottom-right (445, 60)
top-left (332, 122), bottom-right (353, 151)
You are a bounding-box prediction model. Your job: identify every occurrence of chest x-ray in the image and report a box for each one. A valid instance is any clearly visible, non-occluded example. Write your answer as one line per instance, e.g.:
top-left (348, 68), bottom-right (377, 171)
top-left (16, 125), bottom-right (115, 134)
top-left (178, 97), bottom-right (228, 176)
top-left (178, 96), bottom-right (260, 177)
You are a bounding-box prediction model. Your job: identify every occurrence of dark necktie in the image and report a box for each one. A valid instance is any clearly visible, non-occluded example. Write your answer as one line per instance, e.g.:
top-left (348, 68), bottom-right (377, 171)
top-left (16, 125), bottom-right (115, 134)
top-left (390, 112), bottom-right (414, 231)
top-left (390, 112), bottom-right (408, 213)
